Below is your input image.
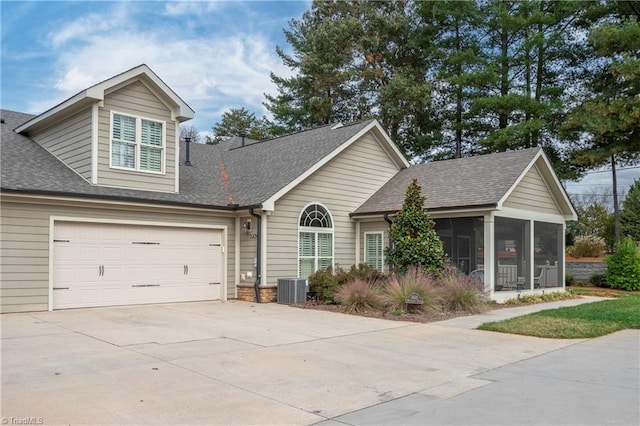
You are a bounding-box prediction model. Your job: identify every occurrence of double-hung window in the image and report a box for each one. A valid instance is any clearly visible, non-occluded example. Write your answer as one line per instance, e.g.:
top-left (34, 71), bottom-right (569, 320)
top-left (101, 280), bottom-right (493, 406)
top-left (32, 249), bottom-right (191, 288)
top-left (298, 204), bottom-right (333, 278)
top-left (111, 112), bottom-right (164, 173)
top-left (365, 232), bottom-right (384, 272)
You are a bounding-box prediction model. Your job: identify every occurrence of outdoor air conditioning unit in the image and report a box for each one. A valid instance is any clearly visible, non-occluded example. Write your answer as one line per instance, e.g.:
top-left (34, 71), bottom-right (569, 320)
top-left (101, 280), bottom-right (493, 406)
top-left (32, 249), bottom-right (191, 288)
top-left (277, 278), bottom-right (308, 304)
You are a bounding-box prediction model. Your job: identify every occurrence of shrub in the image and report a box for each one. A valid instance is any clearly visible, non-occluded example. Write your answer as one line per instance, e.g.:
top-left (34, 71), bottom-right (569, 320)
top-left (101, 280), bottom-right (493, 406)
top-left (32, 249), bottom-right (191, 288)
top-left (566, 235), bottom-right (605, 258)
top-left (348, 263), bottom-right (387, 284)
top-left (308, 266), bottom-right (348, 303)
top-left (309, 264), bottom-right (387, 303)
top-left (384, 267), bottom-right (440, 313)
top-left (439, 271), bottom-right (489, 314)
top-left (334, 279), bottom-right (385, 313)
top-left (589, 273), bottom-right (608, 288)
top-left (605, 238), bottom-right (640, 291)
top-left (565, 273), bottom-right (575, 286)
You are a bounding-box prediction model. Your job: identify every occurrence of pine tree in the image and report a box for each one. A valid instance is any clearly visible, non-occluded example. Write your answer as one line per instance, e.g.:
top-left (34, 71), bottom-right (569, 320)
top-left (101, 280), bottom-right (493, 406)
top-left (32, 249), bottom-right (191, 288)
top-left (564, 2), bottom-right (640, 244)
top-left (621, 179), bottom-right (640, 241)
top-left (385, 178), bottom-right (447, 275)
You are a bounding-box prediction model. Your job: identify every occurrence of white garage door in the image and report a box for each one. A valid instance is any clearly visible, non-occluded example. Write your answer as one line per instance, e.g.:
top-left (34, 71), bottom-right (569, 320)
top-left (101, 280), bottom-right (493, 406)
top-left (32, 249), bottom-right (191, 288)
top-left (53, 222), bottom-right (223, 309)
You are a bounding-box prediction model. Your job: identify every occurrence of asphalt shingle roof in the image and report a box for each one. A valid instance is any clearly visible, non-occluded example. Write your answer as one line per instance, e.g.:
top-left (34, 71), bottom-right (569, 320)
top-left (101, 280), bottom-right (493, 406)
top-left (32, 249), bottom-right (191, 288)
top-left (352, 147), bottom-right (541, 215)
top-left (1, 109), bottom-right (374, 209)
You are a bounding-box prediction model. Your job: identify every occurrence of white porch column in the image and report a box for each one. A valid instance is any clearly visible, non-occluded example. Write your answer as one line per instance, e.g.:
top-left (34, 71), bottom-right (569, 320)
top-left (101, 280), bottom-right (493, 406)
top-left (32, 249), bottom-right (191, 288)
top-left (261, 212), bottom-right (268, 286)
top-left (561, 222), bottom-right (566, 290)
top-left (529, 219), bottom-right (535, 290)
top-left (483, 213), bottom-right (495, 295)
top-left (235, 216), bottom-right (240, 294)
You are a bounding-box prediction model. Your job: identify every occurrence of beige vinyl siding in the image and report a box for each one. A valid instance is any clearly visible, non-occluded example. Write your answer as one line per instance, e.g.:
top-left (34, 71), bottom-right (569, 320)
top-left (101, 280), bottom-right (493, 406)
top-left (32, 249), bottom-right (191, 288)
top-left (503, 165), bottom-right (561, 214)
top-left (267, 132), bottom-right (400, 282)
top-left (97, 80), bottom-right (176, 192)
top-left (30, 108), bottom-right (93, 180)
top-left (359, 220), bottom-right (390, 272)
top-left (239, 216), bottom-right (257, 283)
top-left (0, 196), bottom-right (237, 313)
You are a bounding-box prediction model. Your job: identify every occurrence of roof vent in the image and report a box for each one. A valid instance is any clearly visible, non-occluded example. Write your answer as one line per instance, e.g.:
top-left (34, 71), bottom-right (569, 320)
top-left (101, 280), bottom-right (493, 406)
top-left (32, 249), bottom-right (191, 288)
top-left (331, 123), bottom-right (343, 130)
top-left (184, 137), bottom-right (192, 166)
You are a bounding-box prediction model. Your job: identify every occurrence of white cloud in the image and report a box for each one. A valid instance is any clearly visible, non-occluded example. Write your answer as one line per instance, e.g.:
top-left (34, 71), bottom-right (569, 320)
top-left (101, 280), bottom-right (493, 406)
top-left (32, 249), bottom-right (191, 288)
top-left (47, 4), bottom-right (131, 48)
top-left (164, 1), bottom-right (221, 16)
top-left (29, 5), bottom-right (294, 132)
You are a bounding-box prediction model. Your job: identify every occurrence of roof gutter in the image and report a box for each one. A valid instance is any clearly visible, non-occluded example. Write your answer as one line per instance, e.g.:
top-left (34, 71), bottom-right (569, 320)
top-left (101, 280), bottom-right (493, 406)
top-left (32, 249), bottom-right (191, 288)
top-left (350, 203), bottom-right (499, 218)
top-left (249, 207), bottom-right (262, 303)
top-left (0, 188), bottom-right (260, 212)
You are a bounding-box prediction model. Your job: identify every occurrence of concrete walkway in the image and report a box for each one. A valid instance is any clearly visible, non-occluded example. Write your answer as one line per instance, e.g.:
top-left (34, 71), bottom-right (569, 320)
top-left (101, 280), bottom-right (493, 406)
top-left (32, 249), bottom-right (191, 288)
top-left (434, 296), bottom-right (610, 329)
top-left (2, 297), bottom-right (637, 425)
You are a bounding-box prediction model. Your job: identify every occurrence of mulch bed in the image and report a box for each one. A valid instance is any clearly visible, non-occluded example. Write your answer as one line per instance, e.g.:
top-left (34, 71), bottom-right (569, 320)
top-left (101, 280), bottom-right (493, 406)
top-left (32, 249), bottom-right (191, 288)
top-left (293, 301), bottom-right (502, 324)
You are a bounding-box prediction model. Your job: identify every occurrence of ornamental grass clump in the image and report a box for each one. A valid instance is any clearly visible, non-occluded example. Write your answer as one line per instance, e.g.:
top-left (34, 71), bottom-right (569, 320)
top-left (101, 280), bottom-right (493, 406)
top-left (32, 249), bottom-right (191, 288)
top-left (566, 235), bottom-right (606, 258)
top-left (384, 267), bottom-right (440, 314)
top-left (439, 271), bottom-right (489, 314)
top-left (334, 279), bottom-right (385, 313)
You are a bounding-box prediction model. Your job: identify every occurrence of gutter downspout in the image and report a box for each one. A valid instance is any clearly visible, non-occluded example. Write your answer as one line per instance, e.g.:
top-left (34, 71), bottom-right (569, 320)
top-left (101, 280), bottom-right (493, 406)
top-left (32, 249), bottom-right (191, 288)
top-left (384, 213), bottom-right (394, 274)
top-left (249, 208), bottom-right (262, 303)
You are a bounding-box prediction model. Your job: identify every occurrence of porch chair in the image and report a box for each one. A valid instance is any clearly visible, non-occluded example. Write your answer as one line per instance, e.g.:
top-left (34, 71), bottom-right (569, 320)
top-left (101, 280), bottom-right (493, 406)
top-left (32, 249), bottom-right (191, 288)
top-left (533, 268), bottom-right (545, 289)
top-left (469, 269), bottom-right (484, 290)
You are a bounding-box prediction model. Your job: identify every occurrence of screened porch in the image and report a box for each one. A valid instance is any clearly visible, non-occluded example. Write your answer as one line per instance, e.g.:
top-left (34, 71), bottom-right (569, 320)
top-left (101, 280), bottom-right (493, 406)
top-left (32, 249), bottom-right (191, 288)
top-left (434, 215), bottom-right (565, 295)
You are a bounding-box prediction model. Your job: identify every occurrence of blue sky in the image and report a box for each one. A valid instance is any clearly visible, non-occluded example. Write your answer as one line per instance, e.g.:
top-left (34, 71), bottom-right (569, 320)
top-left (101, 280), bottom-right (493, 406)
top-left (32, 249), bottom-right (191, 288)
top-left (1, 0), bottom-right (309, 136)
top-left (1, 0), bottom-right (637, 197)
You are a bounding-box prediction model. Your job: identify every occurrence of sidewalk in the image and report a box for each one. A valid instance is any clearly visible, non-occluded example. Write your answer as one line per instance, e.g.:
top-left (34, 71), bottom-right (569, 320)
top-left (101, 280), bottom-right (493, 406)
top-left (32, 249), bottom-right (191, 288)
top-left (433, 296), bottom-right (610, 329)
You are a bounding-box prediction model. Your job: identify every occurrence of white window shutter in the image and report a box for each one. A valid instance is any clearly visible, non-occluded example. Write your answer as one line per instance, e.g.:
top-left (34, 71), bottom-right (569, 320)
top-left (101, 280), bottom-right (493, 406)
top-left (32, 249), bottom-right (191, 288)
top-left (366, 233), bottom-right (383, 272)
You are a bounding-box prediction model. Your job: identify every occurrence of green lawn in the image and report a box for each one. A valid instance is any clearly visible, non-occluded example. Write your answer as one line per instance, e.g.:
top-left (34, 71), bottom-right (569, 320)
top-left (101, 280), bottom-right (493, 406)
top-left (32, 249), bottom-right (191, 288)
top-left (478, 295), bottom-right (640, 338)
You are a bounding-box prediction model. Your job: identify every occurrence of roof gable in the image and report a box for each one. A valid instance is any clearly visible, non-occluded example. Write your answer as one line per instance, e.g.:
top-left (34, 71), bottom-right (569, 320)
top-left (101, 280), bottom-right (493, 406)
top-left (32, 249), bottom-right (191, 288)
top-left (16, 64), bottom-right (194, 135)
top-left (1, 108), bottom-right (408, 210)
top-left (353, 147), bottom-right (576, 220)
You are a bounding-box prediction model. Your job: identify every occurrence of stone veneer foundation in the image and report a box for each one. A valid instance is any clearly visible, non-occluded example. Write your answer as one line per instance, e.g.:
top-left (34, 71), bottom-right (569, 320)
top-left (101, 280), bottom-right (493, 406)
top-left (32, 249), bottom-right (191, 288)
top-left (236, 283), bottom-right (278, 303)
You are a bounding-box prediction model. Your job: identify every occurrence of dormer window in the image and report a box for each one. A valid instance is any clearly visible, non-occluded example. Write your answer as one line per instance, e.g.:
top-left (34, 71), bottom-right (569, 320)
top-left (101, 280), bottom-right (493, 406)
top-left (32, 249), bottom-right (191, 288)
top-left (111, 112), bottom-right (165, 173)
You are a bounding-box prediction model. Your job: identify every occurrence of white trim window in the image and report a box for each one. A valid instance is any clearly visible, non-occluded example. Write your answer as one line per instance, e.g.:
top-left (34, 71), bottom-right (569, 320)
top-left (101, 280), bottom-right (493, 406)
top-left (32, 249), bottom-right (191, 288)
top-left (111, 112), bottom-right (165, 173)
top-left (298, 203), bottom-right (334, 278)
top-left (364, 232), bottom-right (384, 272)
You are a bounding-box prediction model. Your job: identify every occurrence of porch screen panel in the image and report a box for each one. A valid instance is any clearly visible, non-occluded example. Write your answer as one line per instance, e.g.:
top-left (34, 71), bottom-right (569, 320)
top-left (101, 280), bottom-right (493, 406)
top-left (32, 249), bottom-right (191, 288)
top-left (534, 221), bottom-right (562, 288)
top-left (495, 217), bottom-right (530, 291)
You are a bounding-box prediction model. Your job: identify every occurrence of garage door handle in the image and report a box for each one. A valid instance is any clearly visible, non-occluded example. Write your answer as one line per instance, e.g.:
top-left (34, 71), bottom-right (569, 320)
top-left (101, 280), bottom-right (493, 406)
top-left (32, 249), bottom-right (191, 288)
top-left (98, 265), bottom-right (104, 276)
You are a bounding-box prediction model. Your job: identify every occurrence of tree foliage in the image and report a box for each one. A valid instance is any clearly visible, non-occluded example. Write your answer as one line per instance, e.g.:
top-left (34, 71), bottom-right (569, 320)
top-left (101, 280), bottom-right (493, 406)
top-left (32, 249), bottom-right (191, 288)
top-left (621, 179), bottom-right (640, 241)
top-left (563, 2), bottom-right (640, 244)
top-left (567, 201), bottom-right (615, 251)
top-left (605, 237), bottom-right (640, 291)
top-left (265, 0), bottom-right (439, 157)
top-left (385, 178), bottom-right (447, 275)
top-left (207, 107), bottom-right (273, 145)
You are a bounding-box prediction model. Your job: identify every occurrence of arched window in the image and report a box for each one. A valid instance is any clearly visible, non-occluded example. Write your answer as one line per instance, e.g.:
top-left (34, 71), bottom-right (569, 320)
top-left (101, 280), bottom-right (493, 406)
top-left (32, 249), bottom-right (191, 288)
top-left (298, 203), bottom-right (334, 278)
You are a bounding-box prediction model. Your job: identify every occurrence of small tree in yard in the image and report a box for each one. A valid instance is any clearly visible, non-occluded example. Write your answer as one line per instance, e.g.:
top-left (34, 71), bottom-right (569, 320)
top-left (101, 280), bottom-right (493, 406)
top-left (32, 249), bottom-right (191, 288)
top-left (386, 178), bottom-right (447, 275)
top-left (605, 237), bottom-right (640, 291)
top-left (621, 179), bottom-right (640, 242)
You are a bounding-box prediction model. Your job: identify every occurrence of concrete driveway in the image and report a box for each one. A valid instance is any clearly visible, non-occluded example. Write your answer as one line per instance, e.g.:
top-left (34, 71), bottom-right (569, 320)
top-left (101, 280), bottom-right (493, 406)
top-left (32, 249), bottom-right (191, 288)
top-left (1, 299), bottom-right (638, 425)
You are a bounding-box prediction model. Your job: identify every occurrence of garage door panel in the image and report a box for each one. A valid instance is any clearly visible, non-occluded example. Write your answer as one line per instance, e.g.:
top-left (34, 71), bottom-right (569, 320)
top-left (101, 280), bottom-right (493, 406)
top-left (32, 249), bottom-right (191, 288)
top-left (53, 222), bottom-right (224, 309)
